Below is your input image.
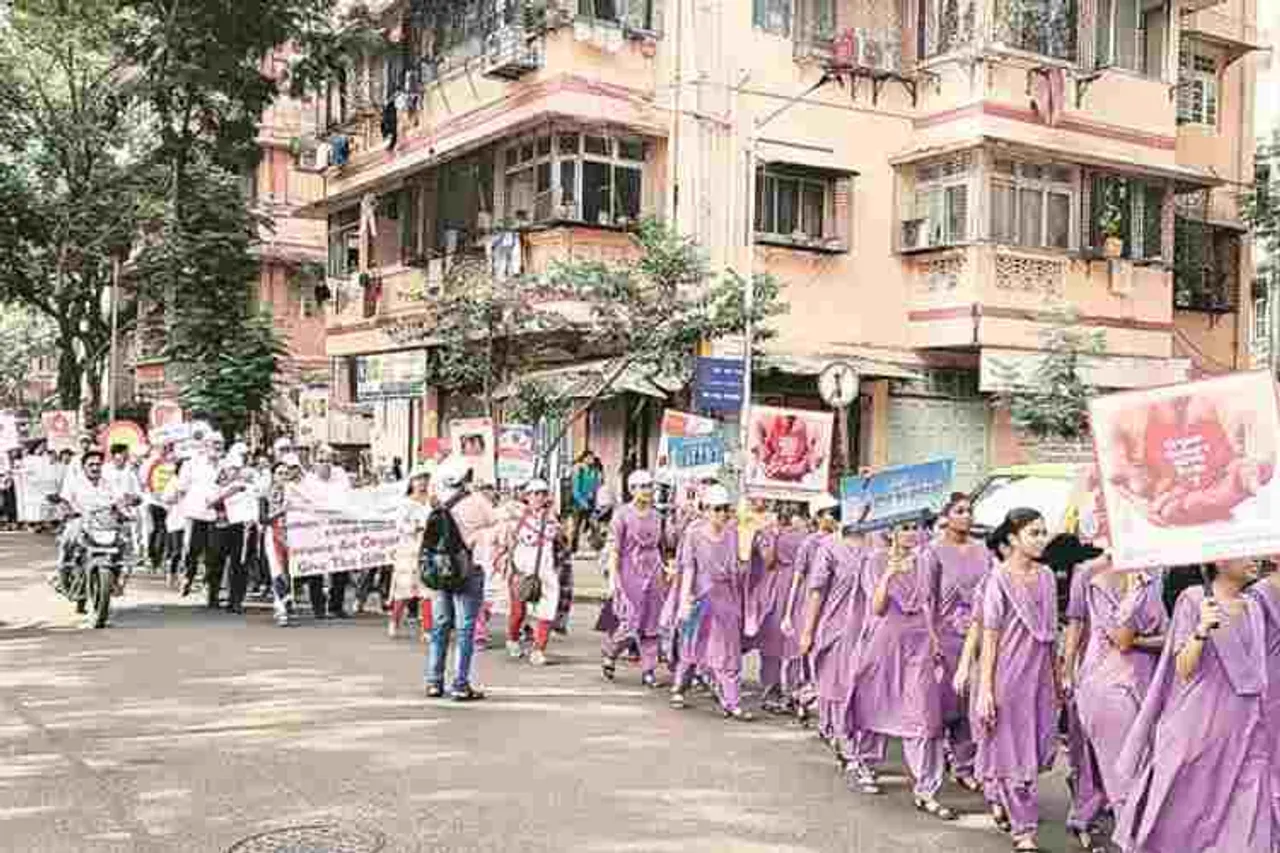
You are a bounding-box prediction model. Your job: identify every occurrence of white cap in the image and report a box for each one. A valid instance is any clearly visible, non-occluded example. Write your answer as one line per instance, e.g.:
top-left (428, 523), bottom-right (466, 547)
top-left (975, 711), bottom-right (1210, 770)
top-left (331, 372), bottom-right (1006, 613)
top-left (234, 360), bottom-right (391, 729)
top-left (281, 453), bottom-right (302, 468)
top-left (627, 470), bottom-right (654, 490)
top-left (273, 437), bottom-right (292, 452)
top-left (436, 455), bottom-right (470, 488)
top-left (523, 478), bottom-right (550, 494)
top-left (702, 484), bottom-right (732, 508)
top-left (809, 493), bottom-right (839, 514)
top-left (229, 442), bottom-right (249, 457)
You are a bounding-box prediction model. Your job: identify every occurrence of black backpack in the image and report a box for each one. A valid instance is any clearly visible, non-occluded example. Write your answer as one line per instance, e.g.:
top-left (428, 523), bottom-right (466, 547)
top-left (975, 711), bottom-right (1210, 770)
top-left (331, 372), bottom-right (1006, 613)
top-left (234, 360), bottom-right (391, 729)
top-left (419, 491), bottom-right (475, 593)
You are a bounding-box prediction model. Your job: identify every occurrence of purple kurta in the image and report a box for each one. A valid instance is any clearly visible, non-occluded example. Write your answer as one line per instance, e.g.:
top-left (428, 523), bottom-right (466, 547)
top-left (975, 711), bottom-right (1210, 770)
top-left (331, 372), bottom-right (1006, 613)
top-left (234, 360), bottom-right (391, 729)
top-left (926, 542), bottom-right (992, 722)
top-left (976, 566), bottom-right (1059, 784)
top-left (1114, 586), bottom-right (1272, 853)
top-left (807, 538), bottom-right (866, 737)
top-left (745, 526), bottom-right (807, 659)
top-left (1250, 579), bottom-right (1280, 836)
top-left (1074, 569), bottom-right (1167, 808)
top-left (610, 503), bottom-right (668, 638)
top-left (678, 523), bottom-right (743, 672)
top-left (850, 548), bottom-right (943, 739)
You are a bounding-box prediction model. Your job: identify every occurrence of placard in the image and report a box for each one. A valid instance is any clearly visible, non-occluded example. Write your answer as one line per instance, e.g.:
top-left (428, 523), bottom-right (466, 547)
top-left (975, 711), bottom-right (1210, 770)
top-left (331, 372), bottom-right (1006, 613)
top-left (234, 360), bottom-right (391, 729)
top-left (841, 459), bottom-right (955, 532)
top-left (449, 417), bottom-right (496, 484)
top-left (657, 409), bottom-right (722, 486)
top-left (41, 410), bottom-right (78, 451)
top-left (496, 423), bottom-right (535, 485)
top-left (745, 405), bottom-right (833, 495)
top-left (284, 480), bottom-right (403, 577)
top-left (1090, 371), bottom-right (1280, 569)
top-left (355, 351), bottom-right (426, 402)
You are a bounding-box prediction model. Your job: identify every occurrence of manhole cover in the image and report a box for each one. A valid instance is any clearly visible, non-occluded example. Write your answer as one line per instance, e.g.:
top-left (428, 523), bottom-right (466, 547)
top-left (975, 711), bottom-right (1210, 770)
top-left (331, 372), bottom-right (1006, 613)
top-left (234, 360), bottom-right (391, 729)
top-left (228, 823), bottom-right (386, 853)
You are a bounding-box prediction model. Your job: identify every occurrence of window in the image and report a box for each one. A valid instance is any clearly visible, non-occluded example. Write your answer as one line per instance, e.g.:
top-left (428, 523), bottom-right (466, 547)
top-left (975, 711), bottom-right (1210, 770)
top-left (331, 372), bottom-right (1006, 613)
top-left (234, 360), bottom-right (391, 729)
top-left (1095, 0), bottom-right (1166, 76)
top-left (1254, 293), bottom-right (1270, 346)
top-left (327, 206), bottom-right (361, 278)
top-left (754, 167), bottom-right (834, 242)
top-left (1174, 219), bottom-right (1239, 311)
top-left (994, 0), bottom-right (1076, 60)
top-left (579, 0), bottom-right (655, 29)
top-left (989, 159), bottom-right (1075, 249)
top-left (795, 0), bottom-right (835, 44)
top-left (502, 130), bottom-right (646, 226)
top-left (1177, 45), bottom-right (1219, 126)
top-left (753, 0), bottom-right (792, 35)
top-left (905, 155), bottom-right (971, 249)
top-left (1089, 174), bottom-right (1166, 261)
top-left (918, 0), bottom-right (975, 59)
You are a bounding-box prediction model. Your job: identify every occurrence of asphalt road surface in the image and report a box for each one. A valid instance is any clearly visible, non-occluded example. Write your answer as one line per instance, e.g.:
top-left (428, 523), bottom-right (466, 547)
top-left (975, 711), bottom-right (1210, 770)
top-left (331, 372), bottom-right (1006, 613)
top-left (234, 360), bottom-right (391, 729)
top-left (0, 532), bottom-right (1090, 853)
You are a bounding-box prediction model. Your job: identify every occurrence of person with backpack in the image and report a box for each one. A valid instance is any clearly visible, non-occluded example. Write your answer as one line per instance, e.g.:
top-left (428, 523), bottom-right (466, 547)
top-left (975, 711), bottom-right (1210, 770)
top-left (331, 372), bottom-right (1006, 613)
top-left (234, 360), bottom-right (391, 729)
top-left (423, 456), bottom-right (496, 701)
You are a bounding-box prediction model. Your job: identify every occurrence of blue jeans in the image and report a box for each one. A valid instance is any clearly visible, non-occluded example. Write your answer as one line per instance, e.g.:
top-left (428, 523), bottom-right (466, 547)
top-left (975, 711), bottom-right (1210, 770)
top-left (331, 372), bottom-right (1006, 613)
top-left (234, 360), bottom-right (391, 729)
top-left (425, 569), bottom-right (485, 691)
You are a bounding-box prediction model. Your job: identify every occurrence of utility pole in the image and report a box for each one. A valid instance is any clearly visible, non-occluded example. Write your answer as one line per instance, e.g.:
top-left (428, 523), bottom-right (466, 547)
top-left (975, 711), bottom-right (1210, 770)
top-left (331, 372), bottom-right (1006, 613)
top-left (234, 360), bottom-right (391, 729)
top-left (108, 255), bottom-right (120, 424)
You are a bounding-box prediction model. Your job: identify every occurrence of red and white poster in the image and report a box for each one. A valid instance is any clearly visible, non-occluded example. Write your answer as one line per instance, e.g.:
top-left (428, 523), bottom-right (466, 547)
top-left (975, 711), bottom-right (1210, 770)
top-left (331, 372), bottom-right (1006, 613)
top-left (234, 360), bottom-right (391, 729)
top-left (41, 410), bottom-right (78, 452)
top-left (449, 417), bottom-right (496, 485)
top-left (149, 401), bottom-right (183, 431)
top-left (1090, 371), bottom-right (1280, 569)
top-left (745, 405), bottom-right (833, 497)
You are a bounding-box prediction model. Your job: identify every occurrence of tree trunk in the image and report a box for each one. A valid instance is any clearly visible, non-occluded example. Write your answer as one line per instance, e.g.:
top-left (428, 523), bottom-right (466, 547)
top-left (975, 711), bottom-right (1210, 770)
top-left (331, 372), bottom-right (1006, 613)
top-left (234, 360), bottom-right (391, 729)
top-left (55, 339), bottom-right (82, 411)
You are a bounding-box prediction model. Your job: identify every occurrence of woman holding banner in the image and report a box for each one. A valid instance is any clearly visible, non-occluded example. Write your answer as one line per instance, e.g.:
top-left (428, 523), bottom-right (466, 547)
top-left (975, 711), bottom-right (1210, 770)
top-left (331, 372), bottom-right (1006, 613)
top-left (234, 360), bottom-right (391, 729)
top-left (1113, 559), bottom-right (1273, 853)
top-left (849, 520), bottom-right (956, 819)
top-left (975, 508), bottom-right (1057, 853)
top-left (388, 465), bottom-right (433, 640)
top-left (922, 493), bottom-right (992, 793)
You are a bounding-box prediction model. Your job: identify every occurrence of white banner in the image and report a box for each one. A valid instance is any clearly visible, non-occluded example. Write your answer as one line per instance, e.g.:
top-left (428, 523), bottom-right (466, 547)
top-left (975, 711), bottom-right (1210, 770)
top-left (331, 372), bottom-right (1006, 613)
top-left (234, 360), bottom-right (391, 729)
top-left (284, 480), bottom-right (405, 577)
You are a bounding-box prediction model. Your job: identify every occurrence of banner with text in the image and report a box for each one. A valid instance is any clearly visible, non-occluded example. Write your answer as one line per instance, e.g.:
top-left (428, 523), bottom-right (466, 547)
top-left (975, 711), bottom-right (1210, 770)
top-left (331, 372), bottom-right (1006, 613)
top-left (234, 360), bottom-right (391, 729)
top-left (840, 458), bottom-right (955, 532)
top-left (284, 480), bottom-right (404, 577)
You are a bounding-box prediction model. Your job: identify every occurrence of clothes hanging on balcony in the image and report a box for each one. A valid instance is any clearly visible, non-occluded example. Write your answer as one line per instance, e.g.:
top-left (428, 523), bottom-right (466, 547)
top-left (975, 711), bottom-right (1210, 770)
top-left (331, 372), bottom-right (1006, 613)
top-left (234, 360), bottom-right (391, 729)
top-left (489, 230), bottom-right (522, 280)
top-left (1031, 67), bottom-right (1066, 128)
top-left (330, 135), bottom-right (350, 167)
top-left (381, 100), bottom-right (398, 151)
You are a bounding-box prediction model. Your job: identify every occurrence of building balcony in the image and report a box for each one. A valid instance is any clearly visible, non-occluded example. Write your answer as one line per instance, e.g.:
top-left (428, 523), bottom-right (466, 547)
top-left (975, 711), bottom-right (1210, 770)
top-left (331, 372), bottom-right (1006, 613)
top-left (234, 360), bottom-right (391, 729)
top-left (905, 243), bottom-right (1175, 360)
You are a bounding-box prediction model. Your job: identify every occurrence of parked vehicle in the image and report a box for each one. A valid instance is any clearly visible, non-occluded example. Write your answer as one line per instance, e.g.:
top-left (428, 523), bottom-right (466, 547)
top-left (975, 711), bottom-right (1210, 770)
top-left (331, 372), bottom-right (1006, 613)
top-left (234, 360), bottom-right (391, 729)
top-left (970, 463), bottom-right (1082, 539)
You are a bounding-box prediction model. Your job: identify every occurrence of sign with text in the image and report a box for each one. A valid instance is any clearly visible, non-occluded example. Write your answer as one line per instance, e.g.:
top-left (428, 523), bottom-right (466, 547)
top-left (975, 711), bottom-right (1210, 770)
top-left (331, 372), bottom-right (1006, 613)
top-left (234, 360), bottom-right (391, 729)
top-left (284, 480), bottom-right (403, 577)
top-left (1090, 371), bottom-right (1280, 569)
top-left (496, 423), bottom-right (536, 485)
top-left (840, 458), bottom-right (956, 532)
top-left (355, 351), bottom-right (426, 402)
top-left (667, 435), bottom-right (726, 470)
top-left (694, 357), bottom-right (744, 413)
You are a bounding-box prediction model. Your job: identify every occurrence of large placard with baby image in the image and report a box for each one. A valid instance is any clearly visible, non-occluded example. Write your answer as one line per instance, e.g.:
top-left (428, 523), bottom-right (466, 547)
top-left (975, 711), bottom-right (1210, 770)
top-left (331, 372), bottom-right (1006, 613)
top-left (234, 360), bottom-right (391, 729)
top-left (1089, 371), bottom-right (1280, 569)
top-left (745, 405), bottom-right (833, 497)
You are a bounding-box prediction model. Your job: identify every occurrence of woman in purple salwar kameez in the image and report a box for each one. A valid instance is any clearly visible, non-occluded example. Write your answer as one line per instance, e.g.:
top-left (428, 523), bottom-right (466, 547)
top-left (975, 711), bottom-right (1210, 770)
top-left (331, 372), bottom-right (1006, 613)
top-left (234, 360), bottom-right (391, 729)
top-left (850, 522), bottom-right (957, 820)
top-left (975, 508), bottom-right (1057, 853)
top-left (1250, 566), bottom-right (1280, 839)
top-left (670, 484), bottom-right (752, 720)
top-left (1113, 560), bottom-right (1273, 853)
top-left (781, 494), bottom-right (840, 716)
top-left (601, 471), bottom-right (670, 688)
top-left (798, 522), bottom-right (866, 773)
top-left (923, 493), bottom-right (992, 792)
top-left (744, 508), bottom-right (809, 713)
top-left (1061, 556), bottom-right (1167, 851)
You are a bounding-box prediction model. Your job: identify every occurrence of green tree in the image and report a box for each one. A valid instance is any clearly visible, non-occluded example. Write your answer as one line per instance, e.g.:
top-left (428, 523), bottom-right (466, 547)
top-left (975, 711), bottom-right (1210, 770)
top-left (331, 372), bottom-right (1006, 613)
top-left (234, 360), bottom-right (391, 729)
top-left (0, 307), bottom-right (58, 409)
top-left (410, 218), bottom-right (785, 465)
top-left (995, 308), bottom-right (1104, 441)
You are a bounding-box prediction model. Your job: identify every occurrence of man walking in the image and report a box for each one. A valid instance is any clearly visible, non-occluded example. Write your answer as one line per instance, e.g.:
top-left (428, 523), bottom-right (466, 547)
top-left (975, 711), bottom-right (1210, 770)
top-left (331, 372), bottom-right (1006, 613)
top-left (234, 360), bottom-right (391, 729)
top-left (301, 446), bottom-right (353, 618)
top-left (176, 432), bottom-right (224, 604)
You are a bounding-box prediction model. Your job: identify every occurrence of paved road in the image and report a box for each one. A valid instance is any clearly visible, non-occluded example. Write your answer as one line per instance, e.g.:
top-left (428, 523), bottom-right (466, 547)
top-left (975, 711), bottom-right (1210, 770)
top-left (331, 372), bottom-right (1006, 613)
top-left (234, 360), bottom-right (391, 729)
top-left (0, 533), bottom-right (1088, 853)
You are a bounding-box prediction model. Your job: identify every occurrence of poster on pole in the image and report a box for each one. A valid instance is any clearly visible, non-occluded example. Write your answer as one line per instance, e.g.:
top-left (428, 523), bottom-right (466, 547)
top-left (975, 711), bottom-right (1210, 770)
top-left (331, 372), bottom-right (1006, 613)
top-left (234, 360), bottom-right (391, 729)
top-left (840, 459), bottom-right (955, 532)
top-left (449, 417), bottom-right (496, 485)
top-left (41, 410), bottom-right (78, 451)
top-left (745, 405), bottom-right (833, 497)
top-left (496, 423), bottom-right (535, 485)
top-left (1089, 370), bottom-right (1280, 569)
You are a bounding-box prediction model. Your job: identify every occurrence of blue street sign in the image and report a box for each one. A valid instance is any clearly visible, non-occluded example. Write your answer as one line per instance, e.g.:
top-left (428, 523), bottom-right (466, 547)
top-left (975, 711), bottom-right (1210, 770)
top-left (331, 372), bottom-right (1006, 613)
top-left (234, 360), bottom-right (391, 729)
top-left (667, 435), bottom-right (726, 470)
top-left (695, 357), bottom-right (745, 412)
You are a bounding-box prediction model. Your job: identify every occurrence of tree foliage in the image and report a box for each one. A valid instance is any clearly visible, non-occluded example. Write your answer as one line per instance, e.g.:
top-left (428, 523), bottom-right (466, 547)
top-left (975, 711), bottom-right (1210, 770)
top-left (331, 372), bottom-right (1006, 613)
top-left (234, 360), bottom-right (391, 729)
top-left (996, 308), bottom-right (1104, 441)
top-left (0, 307), bottom-right (58, 409)
top-left (413, 218), bottom-right (786, 454)
top-left (1244, 131), bottom-right (1280, 290)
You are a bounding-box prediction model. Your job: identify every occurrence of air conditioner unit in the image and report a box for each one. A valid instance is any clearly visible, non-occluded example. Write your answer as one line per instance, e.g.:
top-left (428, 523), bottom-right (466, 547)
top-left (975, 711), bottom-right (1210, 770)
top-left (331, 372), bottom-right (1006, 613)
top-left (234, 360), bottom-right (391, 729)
top-left (295, 145), bottom-right (324, 173)
top-left (900, 218), bottom-right (930, 251)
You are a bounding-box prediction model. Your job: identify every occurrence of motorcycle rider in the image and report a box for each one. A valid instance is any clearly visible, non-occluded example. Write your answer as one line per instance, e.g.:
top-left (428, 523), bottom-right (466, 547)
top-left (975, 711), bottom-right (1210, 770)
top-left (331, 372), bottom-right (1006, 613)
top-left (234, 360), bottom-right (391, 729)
top-left (55, 449), bottom-right (118, 611)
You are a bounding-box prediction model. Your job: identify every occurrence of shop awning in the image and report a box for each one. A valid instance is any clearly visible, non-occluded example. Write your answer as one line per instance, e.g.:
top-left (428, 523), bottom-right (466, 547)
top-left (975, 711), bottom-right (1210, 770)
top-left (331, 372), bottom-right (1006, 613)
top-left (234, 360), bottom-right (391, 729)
top-left (492, 359), bottom-right (686, 402)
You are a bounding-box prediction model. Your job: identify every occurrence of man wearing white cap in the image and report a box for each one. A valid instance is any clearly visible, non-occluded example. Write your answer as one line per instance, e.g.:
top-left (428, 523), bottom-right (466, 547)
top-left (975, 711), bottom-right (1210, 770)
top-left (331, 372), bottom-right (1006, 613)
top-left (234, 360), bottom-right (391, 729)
top-left (600, 470), bottom-right (667, 687)
top-left (424, 455), bottom-right (497, 700)
top-left (301, 445), bottom-right (354, 618)
top-left (504, 477), bottom-right (566, 667)
top-left (209, 445), bottom-right (257, 614)
top-left (176, 431), bottom-right (225, 602)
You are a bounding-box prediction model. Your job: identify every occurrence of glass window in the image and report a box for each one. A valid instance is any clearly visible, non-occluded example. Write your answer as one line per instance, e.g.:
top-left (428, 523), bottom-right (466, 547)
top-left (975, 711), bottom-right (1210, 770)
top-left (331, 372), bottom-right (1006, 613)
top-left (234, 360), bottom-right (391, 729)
top-left (536, 135), bottom-right (552, 157)
top-left (996, 0), bottom-right (1077, 61)
top-left (1018, 188), bottom-right (1044, 247)
top-left (1177, 45), bottom-right (1219, 126)
top-left (1047, 193), bottom-right (1071, 248)
top-left (504, 131), bottom-right (648, 225)
top-left (559, 161), bottom-right (577, 205)
top-left (756, 167), bottom-right (838, 244)
top-left (558, 133), bottom-right (580, 156)
top-left (753, 0), bottom-right (792, 35)
top-left (907, 155), bottom-right (970, 248)
top-left (617, 137), bottom-right (646, 161)
top-left (584, 135), bottom-right (611, 157)
top-left (801, 183), bottom-right (825, 239)
top-left (536, 162), bottom-right (552, 194)
top-left (776, 177), bottom-right (799, 235)
top-left (986, 159), bottom-right (1075, 250)
top-left (991, 182), bottom-right (1016, 242)
top-left (583, 160), bottom-right (611, 224)
top-left (1090, 174), bottom-right (1165, 260)
top-left (615, 166), bottom-right (641, 220)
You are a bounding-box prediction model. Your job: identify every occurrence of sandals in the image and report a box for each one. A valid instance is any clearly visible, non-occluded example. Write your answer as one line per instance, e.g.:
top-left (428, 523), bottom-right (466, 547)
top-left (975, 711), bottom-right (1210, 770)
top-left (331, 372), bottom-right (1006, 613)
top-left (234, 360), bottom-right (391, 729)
top-left (722, 707), bottom-right (754, 722)
top-left (601, 657), bottom-right (617, 681)
top-left (954, 775), bottom-right (982, 793)
top-left (640, 671), bottom-right (657, 689)
top-left (991, 805), bottom-right (1013, 833)
top-left (669, 691), bottom-right (686, 709)
top-left (1073, 829), bottom-right (1104, 853)
top-left (846, 767), bottom-right (882, 795)
top-left (425, 684), bottom-right (445, 699)
top-left (1012, 838), bottom-right (1042, 852)
top-left (914, 797), bottom-right (958, 821)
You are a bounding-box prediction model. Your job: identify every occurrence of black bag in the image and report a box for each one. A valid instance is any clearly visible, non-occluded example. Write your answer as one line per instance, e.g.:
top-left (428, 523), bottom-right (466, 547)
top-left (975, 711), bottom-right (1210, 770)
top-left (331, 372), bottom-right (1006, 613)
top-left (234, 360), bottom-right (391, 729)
top-left (419, 492), bottom-right (474, 593)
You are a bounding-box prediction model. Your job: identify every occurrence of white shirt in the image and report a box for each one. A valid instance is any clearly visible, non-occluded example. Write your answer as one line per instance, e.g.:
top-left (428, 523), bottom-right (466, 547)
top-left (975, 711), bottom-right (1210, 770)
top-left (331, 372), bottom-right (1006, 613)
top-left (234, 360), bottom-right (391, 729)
top-left (302, 465), bottom-right (352, 495)
top-left (177, 454), bottom-right (219, 523)
top-left (103, 462), bottom-right (141, 503)
top-left (62, 474), bottom-right (116, 517)
top-left (222, 467), bottom-right (259, 526)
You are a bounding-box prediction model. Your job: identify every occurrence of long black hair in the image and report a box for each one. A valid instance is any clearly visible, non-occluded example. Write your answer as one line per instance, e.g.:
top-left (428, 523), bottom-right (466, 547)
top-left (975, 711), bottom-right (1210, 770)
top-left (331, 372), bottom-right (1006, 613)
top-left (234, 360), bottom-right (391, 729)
top-left (986, 507), bottom-right (1042, 553)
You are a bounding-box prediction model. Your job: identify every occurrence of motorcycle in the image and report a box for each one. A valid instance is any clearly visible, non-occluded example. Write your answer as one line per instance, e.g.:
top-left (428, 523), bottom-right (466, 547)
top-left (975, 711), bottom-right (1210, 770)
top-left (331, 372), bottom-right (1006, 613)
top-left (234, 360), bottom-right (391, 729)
top-left (57, 504), bottom-right (129, 629)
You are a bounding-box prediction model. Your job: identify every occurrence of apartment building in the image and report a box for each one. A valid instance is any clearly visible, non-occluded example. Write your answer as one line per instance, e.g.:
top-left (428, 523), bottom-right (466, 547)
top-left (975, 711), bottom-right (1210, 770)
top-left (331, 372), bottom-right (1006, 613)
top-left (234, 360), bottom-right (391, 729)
top-left (303, 0), bottom-right (1258, 490)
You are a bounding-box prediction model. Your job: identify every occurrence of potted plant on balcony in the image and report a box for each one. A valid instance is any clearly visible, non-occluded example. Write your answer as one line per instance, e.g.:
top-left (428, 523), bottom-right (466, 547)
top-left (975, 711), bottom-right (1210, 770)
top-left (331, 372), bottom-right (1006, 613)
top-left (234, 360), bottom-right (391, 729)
top-left (1098, 182), bottom-right (1126, 259)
